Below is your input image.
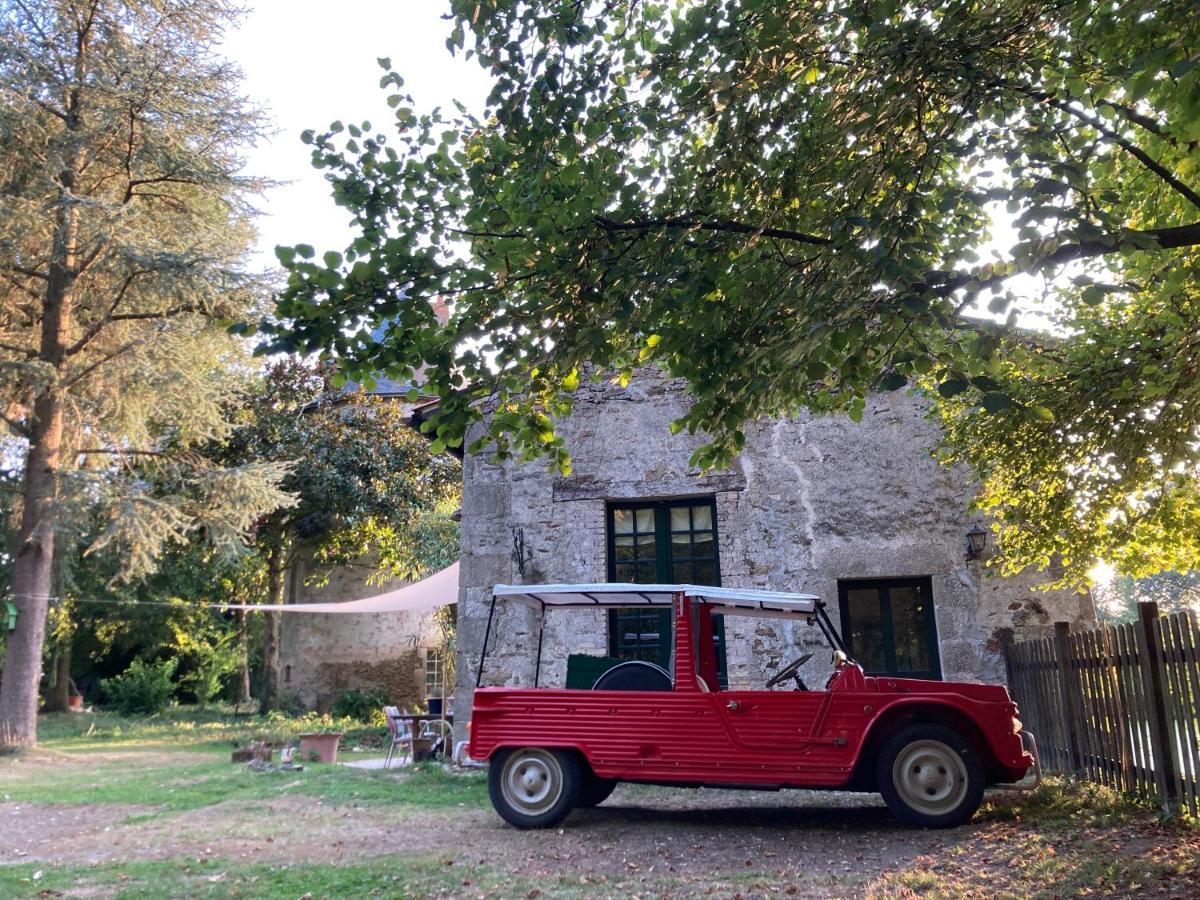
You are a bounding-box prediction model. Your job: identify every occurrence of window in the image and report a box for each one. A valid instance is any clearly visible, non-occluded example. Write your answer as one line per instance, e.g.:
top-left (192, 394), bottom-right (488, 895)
top-left (424, 649), bottom-right (445, 695)
top-left (606, 498), bottom-right (725, 680)
top-left (837, 577), bottom-right (941, 680)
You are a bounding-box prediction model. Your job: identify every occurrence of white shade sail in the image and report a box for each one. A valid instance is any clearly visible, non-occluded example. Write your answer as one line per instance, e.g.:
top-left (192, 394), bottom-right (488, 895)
top-left (222, 562), bottom-right (458, 614)
top-left (492, 582), bottom-right (820, 618)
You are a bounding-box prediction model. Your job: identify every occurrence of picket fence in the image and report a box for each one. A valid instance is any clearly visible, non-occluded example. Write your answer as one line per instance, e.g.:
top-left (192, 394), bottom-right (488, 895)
top-left (1004, 601), bottom-right (1200, 816)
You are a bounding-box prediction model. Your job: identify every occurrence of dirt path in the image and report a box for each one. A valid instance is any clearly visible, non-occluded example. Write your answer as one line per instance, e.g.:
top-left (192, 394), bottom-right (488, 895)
top-left (0, 786), bottom-right (996, 888)
top-left (4, 771), bottom-right (1197, 897)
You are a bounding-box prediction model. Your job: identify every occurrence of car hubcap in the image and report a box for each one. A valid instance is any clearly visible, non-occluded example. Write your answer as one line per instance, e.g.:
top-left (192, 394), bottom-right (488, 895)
top-left (893, 739), bottom-right (968, 817)
top-left (500, 750), bottom-right (563, 816)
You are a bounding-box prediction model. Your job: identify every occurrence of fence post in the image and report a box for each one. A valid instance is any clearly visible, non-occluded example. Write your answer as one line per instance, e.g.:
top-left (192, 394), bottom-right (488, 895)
top-left (1000, 630), bottom-right (1015, 688)
top-left (1053, 621), bottom-right (1083, 775)
top-left (1135, 600), bottom-right (1179, 815)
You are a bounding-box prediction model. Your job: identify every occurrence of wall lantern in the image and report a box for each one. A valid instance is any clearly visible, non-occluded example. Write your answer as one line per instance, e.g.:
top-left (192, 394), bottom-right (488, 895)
top-left (965, 524), bottom-right (988, 561)
top-left (4, 601), bottom-right (16, 631)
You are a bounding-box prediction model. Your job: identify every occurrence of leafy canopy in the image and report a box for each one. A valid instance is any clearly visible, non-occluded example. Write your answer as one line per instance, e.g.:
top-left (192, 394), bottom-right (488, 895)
top-left (212, 359), bottom-right (462, 585)
top-left (268, 1), bottom-right (1200, 586)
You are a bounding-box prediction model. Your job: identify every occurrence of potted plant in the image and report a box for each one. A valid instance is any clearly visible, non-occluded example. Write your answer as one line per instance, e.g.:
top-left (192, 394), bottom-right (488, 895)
top-left (298, 731), bottom-right (343, 764)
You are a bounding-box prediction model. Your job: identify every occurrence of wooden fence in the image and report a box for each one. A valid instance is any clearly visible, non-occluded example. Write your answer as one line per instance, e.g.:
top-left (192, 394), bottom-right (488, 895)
top-left (1004, 601), bottom-right (1200, 816)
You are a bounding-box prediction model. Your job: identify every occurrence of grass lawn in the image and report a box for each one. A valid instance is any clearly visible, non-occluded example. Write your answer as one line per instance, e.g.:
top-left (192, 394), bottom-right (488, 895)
top-left (2, 707), bottom-right (1197, 898)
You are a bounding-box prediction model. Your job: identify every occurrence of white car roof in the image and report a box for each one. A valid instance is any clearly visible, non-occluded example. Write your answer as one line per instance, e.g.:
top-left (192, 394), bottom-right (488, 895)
top-left (491, 582), bottom-right (820, 618)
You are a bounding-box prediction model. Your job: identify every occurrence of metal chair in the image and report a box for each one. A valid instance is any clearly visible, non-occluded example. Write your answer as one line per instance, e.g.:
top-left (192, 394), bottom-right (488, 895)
top-left (383, 706), bottom-right (414, 768)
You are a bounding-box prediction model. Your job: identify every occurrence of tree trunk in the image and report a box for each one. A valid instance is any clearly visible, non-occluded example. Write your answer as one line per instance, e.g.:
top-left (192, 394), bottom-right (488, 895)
top-left (261, 543), bottom-right (285, 712)
top-left (0, 385), bottom-right (68, 748)
top-left (236, 608), bottom-right (252, 710)
top-left (42, 643), bottom-right (73, 713)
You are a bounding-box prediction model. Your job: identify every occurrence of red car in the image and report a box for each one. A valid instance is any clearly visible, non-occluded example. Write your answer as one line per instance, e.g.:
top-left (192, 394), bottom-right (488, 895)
top-left (469, 583), bottom-right (1038, 829)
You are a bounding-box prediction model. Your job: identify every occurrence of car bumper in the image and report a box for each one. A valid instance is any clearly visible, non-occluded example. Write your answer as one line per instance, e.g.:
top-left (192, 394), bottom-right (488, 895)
top-left (991, 730), bottom-right (1042, 791)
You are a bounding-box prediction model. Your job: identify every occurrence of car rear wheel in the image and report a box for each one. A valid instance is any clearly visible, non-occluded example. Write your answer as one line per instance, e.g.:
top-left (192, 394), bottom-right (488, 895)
top-left (577, 773), bottom-right (618, 807)
top-left (876, 724), bottom-right (984, 828)
top-left (489, 747), bottom-right (581, 829)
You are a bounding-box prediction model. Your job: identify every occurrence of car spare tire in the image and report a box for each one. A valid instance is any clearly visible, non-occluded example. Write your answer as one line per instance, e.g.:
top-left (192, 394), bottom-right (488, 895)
top-left (591, 660), bottom-right (672, 691)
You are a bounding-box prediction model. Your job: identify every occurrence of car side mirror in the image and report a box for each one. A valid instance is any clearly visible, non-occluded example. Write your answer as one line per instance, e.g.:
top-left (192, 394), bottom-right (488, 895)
top-left (833, 650), bottom-right (849, 669)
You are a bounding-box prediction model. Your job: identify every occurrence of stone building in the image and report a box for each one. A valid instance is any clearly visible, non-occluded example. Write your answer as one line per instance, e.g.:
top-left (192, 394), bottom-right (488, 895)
top-left (454, 370), bottom-right (1095, 725)
top-left (277, 551), bottom-right (450, 712)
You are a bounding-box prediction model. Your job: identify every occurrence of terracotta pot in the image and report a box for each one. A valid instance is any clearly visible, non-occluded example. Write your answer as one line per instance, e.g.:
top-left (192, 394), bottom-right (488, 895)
top-left (298, 732), bottom-right (343, 764)
top-left (68, 695), bottom-right (83, 711)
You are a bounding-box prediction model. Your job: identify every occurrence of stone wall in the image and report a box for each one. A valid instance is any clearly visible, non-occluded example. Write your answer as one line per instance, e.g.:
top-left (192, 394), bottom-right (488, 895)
top-left (454, 371), bottom-right (1095, 737)
top-left (278, 552), bottom-right (444, 712)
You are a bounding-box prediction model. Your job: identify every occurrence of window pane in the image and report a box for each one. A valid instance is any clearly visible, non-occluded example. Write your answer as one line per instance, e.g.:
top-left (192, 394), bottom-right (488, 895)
top-left (636, 533), bottom-right (656, 554)
top-left (671, 533), bottom-right (691, 557)
top-left (635, 508), bottom-right (654, 533)
top-left (693, 559), bottom-right (717, 586)
top-left (845, 588), bottom-right (887, 672)
top-left (613, 508), bottom-right (633, 534)
top-left (691, 534), bottom-right (714, 558)
top-left (889, 586), bottom-right (932, 673)
top-left (614, 535), bottom-right (634, 560)
top-left (690, 505), bottom-right (712, 530)
top-left (673, 560), bottom-right (692, 582)
top-left (670, 506), bottom-right (691, 532)
top-left (636, 561), bottom-right (657, 583)
top-left (614, 562), bottom-right (636, 581)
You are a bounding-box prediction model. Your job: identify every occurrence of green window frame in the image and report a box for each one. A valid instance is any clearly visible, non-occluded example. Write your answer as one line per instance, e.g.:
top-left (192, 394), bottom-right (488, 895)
top-left (837, 577), bottom-right (942, 680)
top-left (605, 498), bottom-right (727, 683)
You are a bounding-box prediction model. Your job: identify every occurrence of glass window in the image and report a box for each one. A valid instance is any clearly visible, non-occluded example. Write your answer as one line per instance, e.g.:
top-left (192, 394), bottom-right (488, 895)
top-left (837, 578), bottom-right (941, 679)
top-left (425, 649), bottom-right (445, 695)
top-left (606, 498), bottom-right (724, 677)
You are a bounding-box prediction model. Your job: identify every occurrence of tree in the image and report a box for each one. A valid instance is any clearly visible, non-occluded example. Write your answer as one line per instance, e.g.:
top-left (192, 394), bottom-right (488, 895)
top-left (211, 359), bottom-right (461, 711)
top-left (1094, 570), bottom-right (1200, 622)
top-left (267, 1), bottom-right (1200, 589)
top-left (0, 1), bottom-right (288, 747)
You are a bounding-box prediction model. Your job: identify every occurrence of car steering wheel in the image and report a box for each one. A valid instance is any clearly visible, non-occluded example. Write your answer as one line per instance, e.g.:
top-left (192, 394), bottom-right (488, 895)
top-left (765, 652), bottom-right (814, 690)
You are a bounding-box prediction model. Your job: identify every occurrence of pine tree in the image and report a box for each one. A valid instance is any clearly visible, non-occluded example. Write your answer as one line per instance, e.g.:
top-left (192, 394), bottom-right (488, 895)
top-left (0, 1), bottom-right (287, 748)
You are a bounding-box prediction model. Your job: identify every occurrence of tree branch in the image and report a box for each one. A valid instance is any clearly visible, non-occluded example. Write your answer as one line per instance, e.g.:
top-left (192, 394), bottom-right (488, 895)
top-left (926, 220), bottom-right (1200, 303)
top-left (593, 215), bottom-right (833, 246)
top-left (1005, 80), bottom-right (1200, 211)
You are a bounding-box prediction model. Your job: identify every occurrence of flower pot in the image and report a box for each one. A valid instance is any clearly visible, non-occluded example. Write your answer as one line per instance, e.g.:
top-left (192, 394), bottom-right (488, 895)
top-left (68, 695), bottom-right (84, 711)
top-left (298, 732), bottom-right (343, 764)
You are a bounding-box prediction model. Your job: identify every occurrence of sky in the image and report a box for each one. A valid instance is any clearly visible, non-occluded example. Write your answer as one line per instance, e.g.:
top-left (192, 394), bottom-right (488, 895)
top-left (220, 1), bottom-right (492, 269)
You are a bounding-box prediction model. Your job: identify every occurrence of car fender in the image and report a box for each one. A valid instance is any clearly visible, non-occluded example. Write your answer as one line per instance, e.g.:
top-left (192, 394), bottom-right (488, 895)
top-left (846, 696), bottom-right (1006, 781)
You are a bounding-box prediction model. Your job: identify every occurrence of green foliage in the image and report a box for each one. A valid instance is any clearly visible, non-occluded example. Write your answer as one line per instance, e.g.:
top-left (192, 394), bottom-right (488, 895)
top-left (215, 359), bottom-right (461, 586)
top-left (100, 658), bottom-right (178, 716)
top-left (330, 687), bottom-right (389, 723)
top-left (0, 1), bottom-right (288, 577)
top-left (267, 1), bottom-right (1200, 587)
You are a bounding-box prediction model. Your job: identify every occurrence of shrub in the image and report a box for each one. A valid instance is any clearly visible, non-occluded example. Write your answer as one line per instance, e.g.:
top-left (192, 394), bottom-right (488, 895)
top-left (101, 658), bottom-right (178, 716)
top-left (331, 687), bottom-right (388, 723)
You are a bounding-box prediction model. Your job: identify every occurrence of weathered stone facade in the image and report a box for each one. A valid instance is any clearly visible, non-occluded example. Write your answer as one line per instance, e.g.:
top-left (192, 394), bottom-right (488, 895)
top-left (454, 371), bottom-right (1095, 733)
top-left (278, 552), bottom-right (445, 712)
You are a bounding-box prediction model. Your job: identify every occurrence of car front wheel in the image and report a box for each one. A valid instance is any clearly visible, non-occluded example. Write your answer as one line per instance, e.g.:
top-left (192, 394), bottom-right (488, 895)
top-left (488, 747), bottom-right (581, 829)
top-left (876, 723), bottom-right (984, 828)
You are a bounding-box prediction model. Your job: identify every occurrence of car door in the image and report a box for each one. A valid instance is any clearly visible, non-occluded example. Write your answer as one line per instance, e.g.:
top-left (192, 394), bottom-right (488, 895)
top-left (715, 688), bottom-right (828, 753)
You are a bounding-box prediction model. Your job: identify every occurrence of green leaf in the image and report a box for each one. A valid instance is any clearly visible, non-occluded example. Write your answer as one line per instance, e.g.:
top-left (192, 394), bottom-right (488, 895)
top-left (937, 379), bottom-right (969, 398)
top-left (981, 392), bottom-right (1014, 413)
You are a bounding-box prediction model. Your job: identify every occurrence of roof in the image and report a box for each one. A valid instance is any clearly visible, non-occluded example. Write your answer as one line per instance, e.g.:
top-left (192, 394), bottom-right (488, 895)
top-left (491, 582), bottom-right (820, 618)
